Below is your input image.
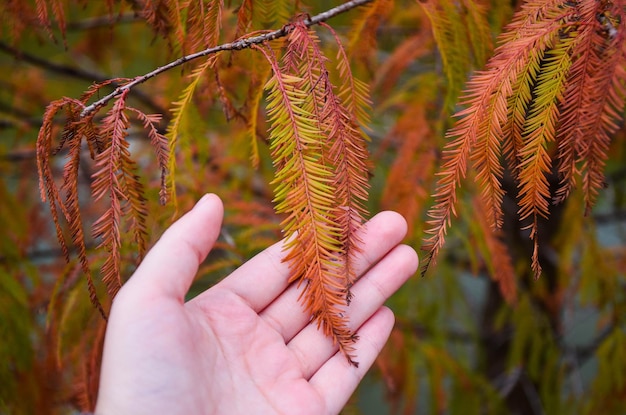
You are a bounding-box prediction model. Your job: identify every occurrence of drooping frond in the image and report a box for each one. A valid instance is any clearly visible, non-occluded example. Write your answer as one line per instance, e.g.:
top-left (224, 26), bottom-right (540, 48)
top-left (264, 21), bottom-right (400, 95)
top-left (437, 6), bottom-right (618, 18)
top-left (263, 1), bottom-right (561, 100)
top-left (37, 77), bottom-right (175, 314)
top-left (372, 26), bottom-right (434, 99)
top-left (553, 3), bottom-right (599, 203)
top-left (37, 99), bottom-right (76, 267)
top-left (259, 43), bottom-right (356, 363)
top-left (91, 91), bottom-right (130, 297)
top-left (577, 4), bottom-right (626, 214)
top-left (581, 62), bottom-right (626, 214)
top-left (0, 0), bottom-right (32, 44)
top-left (120, 156), bottom-right (149, 265)
top-left (256, 0), bottom-right (293, 28)
top-left (37, 98), bottom-right (107, 317)
top-left (422, 0), bottom-right (566, 274)
top-left (61, 114), bottom-right (107, 318)
top-left (135, 0), bottom-right (178, 43)
top-left (257, 19), bottom-right (372, 363)
top-left (165, 56), bottom-right (218, 207)
top-left (184, 0), bottom-right (224, 54)
top-left (245, 50), bottom-right (271, 168)
top-left (204, 0), bottom-right (223, 48)
top-left (423, 0), bottom-right (626, 279)
top-left (80, 116), bottom-right (104, 159)
top-left (461, 0), bottom-right (493, 68)
top-left (380, 102), bottom-right (437, 236)
top-left (90, 90), bottom-right (150, 296)
top-left (501, 46), bottom-right (544, 177)
top-left (184, 0), bottom-right (208, 54)
top-left (420, 0), bottom-right (494, 103)
top-left (323, 22), bottom-right (372, 129)
top-left (280, 22), bottom-right (327, 138)
top-left (34, 0), bottom-right (66, 45)
top-left (296, 22), bottom-right (371, 295)
top-left (235, 0), bottom-right (254, 38)
top-left (518, 29), bottom-right (577, 275)
top-left (128, 109), bottom-right (170, 205)
top-left (346, 0), bottom-right (393, 71)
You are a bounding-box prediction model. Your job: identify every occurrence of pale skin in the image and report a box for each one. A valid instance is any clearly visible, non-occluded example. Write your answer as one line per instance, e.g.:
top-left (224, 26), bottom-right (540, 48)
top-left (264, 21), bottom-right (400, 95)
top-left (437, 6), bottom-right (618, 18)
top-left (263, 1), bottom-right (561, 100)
top-left (95, 194), bottom-right (418, 415)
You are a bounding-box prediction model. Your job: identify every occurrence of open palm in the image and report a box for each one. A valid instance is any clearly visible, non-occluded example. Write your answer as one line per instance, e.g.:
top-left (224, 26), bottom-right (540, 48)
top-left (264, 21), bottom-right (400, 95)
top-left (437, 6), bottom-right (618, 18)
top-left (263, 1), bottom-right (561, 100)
top-left (95, 194), bottom-right (418, 415)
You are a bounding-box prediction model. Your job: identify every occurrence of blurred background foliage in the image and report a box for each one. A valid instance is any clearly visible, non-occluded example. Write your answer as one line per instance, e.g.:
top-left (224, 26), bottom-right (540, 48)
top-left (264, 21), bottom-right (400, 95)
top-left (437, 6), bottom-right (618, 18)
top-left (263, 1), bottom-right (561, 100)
top-left (0, 0), bottom-right (625, 413)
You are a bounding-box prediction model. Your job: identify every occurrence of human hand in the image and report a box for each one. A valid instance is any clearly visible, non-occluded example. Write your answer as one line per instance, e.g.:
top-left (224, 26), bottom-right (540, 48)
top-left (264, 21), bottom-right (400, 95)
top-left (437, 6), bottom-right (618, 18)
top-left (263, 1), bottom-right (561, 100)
top-left (95, 194), bottom-right (418, 415)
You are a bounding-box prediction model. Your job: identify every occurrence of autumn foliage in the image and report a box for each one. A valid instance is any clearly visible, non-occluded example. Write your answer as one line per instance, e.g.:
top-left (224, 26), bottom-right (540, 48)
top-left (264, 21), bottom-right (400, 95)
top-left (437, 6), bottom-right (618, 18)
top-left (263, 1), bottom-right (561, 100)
top-left (2, 0), bottom-right (626, 413)
top-left (422, 0), bottom-right (626, 279)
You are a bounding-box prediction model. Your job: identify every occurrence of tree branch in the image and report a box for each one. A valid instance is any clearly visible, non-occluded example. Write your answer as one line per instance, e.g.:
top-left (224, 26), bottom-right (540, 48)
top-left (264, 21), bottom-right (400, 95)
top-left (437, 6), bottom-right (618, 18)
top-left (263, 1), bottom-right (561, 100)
top-left (80, 0), bottom-right (374, 117)
top-left (0, 41), bottom-right (166, 116)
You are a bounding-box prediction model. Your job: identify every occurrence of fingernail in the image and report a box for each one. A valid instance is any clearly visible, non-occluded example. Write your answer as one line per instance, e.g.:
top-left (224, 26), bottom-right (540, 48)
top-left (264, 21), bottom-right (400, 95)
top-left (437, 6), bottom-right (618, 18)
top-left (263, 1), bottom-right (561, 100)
top-left (194, 193), bottom-right (211, 208)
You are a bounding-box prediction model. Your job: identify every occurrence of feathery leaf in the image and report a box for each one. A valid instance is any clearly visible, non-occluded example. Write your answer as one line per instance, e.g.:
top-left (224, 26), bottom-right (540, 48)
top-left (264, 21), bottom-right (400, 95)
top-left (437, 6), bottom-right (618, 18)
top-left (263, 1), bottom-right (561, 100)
top-left (257, 23), bottom-right (372, 363)
top-left (91, 90), bottom-right (130, 297)
top-left (166, 56), bottom-right (218, 208)
top-left (422, 0), bottom-right (571, 276)
top-left (128, 109), bottom-right (170, 205)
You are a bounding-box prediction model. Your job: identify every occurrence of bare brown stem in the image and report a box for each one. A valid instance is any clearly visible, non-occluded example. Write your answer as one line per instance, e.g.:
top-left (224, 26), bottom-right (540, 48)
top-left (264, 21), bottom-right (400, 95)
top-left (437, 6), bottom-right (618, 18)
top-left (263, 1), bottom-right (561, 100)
top-left (79, 0), bottom-right (374, 117)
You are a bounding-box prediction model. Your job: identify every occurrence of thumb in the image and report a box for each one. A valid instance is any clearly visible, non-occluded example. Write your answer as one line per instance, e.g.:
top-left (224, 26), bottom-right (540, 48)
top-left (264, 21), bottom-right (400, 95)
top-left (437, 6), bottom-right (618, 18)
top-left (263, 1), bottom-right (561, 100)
top-left (127, 193), bottom-right (224, 301)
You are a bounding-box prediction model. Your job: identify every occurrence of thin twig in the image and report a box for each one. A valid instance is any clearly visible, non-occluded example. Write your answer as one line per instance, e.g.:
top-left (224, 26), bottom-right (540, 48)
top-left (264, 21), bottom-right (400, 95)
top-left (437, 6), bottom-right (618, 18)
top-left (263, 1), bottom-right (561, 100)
top-left (0, 41), bottom-right (107, 83)
top-left (80, 0), bottom-right (374, 118)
